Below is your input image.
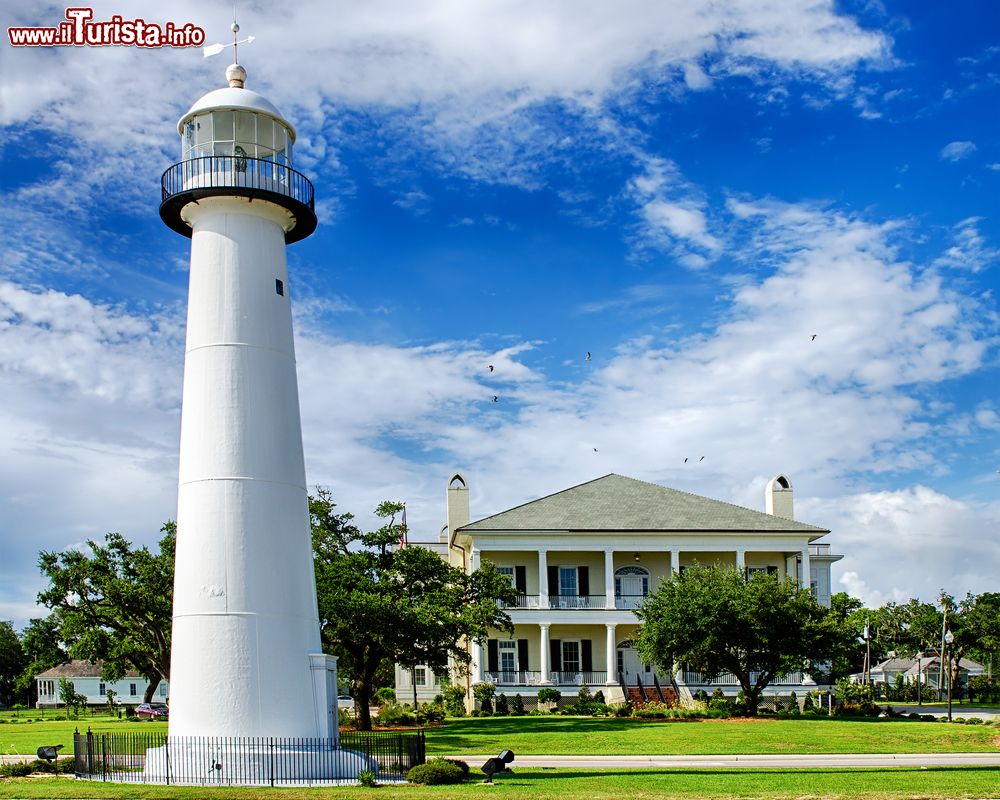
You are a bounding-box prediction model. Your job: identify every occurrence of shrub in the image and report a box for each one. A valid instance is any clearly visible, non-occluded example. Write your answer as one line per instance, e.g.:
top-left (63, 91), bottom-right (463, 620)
top-left (511, 694), bottom-right (525, 715)
top-left (964, 717), bottom-right (983, 725)
top-left (374, 701), bottom-right (415, 727)
top-left (494, 693), bottom-right (509, 714)
top-left (968, 675), bottom-right (1000, 703)
top-left (921, 714), bottom-right (937, 722)
top-left (441, 683), bottom-right (467, 717)
top-left (537, 687), bottom-right (561, 704)
top-left (472, 682), bottom-right (496, 713)
top-left (338, 707), bottom-right (354, 728)
top-left (0, 762), bottom-right (36, 777)
top-left (952, 717), bottom-right (966, 724)
top-left (593, 689), bottom-right (605, 704)
top-left (416, 702), bottom-right (445, 724)
top-left (375, 687), bottom-right (397, 705)
top-left (577, 685), bottom-right (594, 705)
top-left (357, 768), bottom-right (377, 787)
top-left (612, 702), bottom-right (632, 717)
top-left (406, 758), bottom-right (467, 785)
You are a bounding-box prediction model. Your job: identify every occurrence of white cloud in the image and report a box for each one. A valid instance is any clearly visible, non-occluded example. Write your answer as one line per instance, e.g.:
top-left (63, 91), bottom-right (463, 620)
top-left (933, 217), bottom-right (1000, 272)
top-left (628, 157), bottom-right (721, 261)
top-left (820, 488), bottom-right (1000, 606)
top-left (939, 141), bottom-right (977, 162)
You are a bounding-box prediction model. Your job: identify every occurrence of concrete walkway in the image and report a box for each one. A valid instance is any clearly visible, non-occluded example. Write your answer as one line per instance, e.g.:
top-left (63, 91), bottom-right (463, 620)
top-left (450, 752), bottom-right (1000, 768)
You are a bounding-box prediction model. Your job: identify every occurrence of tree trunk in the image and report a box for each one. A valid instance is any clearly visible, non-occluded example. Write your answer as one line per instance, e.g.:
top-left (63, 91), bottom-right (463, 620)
top-left (353, 674), bottom-right (374, 731)
top-left (143, 675), bottom-right (161, 704)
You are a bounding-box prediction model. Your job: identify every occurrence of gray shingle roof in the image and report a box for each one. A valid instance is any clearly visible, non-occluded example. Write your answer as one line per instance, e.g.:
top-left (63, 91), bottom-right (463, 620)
top-left (459, 474), bottom-right (828, 534)
top-left (36, 660), bottom-right (144, 679)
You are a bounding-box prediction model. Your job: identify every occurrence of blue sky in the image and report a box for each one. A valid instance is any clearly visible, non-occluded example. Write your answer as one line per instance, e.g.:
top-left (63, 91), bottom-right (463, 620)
top-left (1, 0), bottom-right (998, 631)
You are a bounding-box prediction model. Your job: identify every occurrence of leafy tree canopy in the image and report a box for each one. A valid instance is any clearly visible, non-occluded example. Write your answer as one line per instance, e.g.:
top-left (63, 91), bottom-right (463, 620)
top-left (14, 614), bottom-right (68, 703)
top-left (310, 488), bottom-right (517, 730)
top-left (0, 620), bottom-right (26, 707)
top-left (36, 523), bottom-right (175, 703)
top-left (635, 564), bottom-right (832, 714)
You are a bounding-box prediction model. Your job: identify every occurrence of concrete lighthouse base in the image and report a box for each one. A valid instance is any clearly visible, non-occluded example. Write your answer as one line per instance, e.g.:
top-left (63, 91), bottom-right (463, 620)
top-left (142, 740), bottom-right (375, 785)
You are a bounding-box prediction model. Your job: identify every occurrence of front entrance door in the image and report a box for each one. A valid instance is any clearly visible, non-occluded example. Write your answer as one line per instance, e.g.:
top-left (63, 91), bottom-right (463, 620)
top-left (616, 641), bottom-right (652, 685)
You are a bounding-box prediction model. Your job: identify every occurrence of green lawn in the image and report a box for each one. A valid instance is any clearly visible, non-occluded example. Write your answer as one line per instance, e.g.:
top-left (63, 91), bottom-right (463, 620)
top-left (0, 719), bottom-right (166, 756)
top-left (2, 715), bottom-right (997, 757)
top-left (2, 767), bottom-right (999, 800)
top-left (424, 715), bottom-right (1000, 755)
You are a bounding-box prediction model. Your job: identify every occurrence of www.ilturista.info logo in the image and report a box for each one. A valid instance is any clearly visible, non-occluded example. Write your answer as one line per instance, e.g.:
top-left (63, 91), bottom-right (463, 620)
top-left (8, 7), bottom-right (205, 48)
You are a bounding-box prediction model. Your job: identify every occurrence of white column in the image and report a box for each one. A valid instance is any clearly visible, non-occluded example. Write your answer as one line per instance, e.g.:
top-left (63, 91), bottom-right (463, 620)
top-left (800, 546), bottom-right (811, 591)
top-left (473, 640), bottom-right (484, 683)
top-left (470, 546), bottom-right (481, 573)
top-left (605, 624), bottom-right (617, 685)
top-left (670, 549), bottom-right (680, 575)
top-left (736, 547), bottom-right (745, 574)
top-left (604, 549), bottom-right (615, 609)
top-left (539, 624), bottom-right (551, 684)
top-left (538, 550), bottom-right (549, 608)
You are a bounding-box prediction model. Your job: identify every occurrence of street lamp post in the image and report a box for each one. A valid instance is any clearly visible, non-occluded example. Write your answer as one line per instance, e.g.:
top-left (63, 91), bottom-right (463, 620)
top-left (944, 630), bottom-right (954, 723)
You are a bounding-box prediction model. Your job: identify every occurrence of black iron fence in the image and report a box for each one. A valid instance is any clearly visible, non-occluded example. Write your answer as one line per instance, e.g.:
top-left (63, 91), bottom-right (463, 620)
top-left (73, 728), bottom-right (424, 785)
top-left (161, 155), bottom-right (315, 210)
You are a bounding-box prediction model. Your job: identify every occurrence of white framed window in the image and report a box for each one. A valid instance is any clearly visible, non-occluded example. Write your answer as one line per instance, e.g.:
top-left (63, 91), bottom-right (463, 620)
top-left (558, 566), bottom-right (578, 596)
top-left (99, 683), bottom-right (106, 696)
top-left (159, 684), bottom-right (167, 697)
top-left (562, 640), bottom-right (581, 673)
top-left (413, 667), bottom-right (427, 687)
top-left (497, 566), bottom-right (515, 589)
top-left (130, 683), bottom-right (137, 697)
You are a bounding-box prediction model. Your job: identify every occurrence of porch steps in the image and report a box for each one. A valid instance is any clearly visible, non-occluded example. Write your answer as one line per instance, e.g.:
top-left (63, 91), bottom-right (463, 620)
top-left (626, 686), bottom-right (677, 707)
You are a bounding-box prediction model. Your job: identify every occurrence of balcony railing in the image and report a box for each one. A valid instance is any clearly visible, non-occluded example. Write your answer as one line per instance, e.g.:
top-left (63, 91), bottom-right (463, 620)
top-left (160, 155), bottom-right (316, 243)
top-left (484, 671), bottom-right (543, 686)
top-left (680, 670), bottom-right (808, 686)
top-left (549, 671), bottom-right (608, 685)
top-left (498, 595), bottom-right (542, 609)
top-left (548, 595), bottom-right (607, 609)
top-left (614, 594), bottom-right (647, 610)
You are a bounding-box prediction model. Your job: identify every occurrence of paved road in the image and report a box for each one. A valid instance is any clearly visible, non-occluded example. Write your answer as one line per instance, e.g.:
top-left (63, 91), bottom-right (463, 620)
top-left (888, 703), bottom-right (999, 721)
top-left (450, 752), bottom-right (1000, 769)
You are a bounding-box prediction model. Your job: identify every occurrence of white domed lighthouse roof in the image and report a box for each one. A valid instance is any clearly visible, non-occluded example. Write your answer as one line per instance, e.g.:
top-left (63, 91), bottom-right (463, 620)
top-left (177, 70), bottom-right (296, 141)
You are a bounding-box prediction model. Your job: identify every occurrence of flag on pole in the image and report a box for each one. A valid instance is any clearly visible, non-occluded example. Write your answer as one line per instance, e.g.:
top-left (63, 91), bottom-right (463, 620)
top-left (399, 504), bottom-right (407, 549)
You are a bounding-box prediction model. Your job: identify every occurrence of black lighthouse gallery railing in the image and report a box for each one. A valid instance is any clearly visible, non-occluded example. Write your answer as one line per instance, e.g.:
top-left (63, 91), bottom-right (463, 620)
top-left (73, 728), bottom-right (425, 786)
top-left (159, 155), bottom-right (317, 243)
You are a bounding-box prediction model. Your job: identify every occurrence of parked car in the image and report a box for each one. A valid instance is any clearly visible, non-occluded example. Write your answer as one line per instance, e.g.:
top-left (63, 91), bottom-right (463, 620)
top-left (337, 695), bottom-right (354, 710)
top-left (135, 702), bottom-right (169, 720)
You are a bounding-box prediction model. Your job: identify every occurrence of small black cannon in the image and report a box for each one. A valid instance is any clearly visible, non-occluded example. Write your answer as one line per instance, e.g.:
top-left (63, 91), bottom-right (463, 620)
top-left (481, 749), bottom-right (514, 783)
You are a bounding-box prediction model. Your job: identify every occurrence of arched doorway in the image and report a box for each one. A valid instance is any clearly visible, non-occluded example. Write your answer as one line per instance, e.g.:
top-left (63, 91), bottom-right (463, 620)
top-left (615, 639), bottom-right (652, 685)
top-left (614, 565), bottom-right (650, 609)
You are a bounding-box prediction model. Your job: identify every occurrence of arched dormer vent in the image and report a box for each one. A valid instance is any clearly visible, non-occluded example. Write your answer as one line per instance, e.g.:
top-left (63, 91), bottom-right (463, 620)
top-left (614, 566), bottom-right (649, 577)
top-left (449, 473), bottom-right (467, 490)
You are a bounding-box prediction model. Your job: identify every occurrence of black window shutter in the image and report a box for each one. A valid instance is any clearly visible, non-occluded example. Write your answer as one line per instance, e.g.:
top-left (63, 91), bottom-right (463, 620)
top-left (487, 639), bottom-right (499, 673)
top-left (547, 565), bottom-right (559, 595)
top-left (517, 639), bottom-right (529, 671)
top-left (515, 565), bottom-right (527, 594)
top-left (550, 639), bottom-right (562, 672)
top-left (581, 640), bottom-right (593, 672)
top-left (578, 566), bottom-right (590, 597)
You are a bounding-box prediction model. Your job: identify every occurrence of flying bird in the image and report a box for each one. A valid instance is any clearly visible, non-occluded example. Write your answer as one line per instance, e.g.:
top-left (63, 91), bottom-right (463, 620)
top-left (586, 352), bottom-right (592, 362)
top-left (593, 448), bottom-right (598, 453)
top-left (699, 456), bottom-right (705, 461)
top-left (492, 395), bottom-right (499, 403)
top-left (811, 334), bottom-right (817, 341)
top-left (684, 458), bottom-right (688, 463)
top-left (488, 365), bottom-right (494, 372)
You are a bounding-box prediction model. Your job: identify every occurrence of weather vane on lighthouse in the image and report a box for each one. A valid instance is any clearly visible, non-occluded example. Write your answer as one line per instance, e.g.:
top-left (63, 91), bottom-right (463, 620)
top-left (202, 4), bottom-right (255, 61)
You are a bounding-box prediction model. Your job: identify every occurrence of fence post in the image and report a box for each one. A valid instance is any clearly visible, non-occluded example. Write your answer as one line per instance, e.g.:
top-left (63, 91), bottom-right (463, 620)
top-left (269, 738), bottom-right (275, 787)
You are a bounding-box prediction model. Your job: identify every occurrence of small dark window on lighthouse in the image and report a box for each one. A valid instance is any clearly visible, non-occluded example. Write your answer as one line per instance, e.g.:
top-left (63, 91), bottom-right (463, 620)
top-left (275, 279), bottom-right (284, 296)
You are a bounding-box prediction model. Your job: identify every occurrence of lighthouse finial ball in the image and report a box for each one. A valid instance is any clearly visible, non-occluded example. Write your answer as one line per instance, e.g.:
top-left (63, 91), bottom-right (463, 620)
top-left (226, 63), bottom-right (247, 88)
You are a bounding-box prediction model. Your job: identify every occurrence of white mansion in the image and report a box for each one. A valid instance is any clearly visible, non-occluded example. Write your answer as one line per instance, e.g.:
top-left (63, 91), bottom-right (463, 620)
top-left (395, 472), bottom-right (842, 707)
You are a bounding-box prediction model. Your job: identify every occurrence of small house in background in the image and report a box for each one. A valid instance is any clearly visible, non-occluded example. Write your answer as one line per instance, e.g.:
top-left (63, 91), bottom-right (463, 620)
top-left (396, 471), bottom-right (843, 710)
top-left (853, 653), bottom-right (986, 692)
top-left (35, 660), bottom-right (169, 708)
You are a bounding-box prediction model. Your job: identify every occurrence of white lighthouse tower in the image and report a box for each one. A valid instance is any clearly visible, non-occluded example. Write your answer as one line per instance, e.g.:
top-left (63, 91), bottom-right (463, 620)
top-left (158, 59), bottom-right (337, 752)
